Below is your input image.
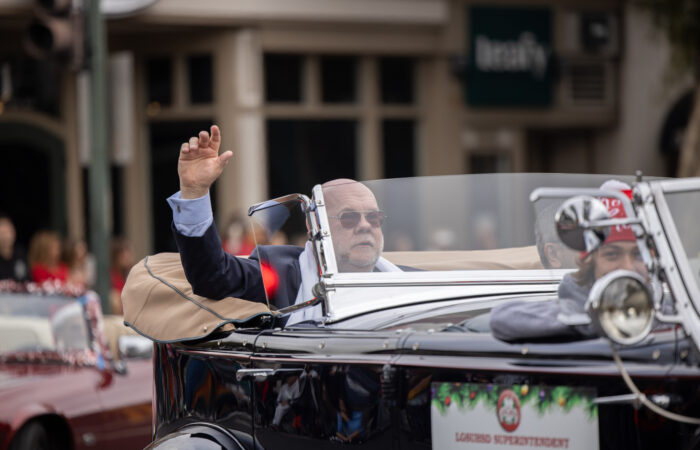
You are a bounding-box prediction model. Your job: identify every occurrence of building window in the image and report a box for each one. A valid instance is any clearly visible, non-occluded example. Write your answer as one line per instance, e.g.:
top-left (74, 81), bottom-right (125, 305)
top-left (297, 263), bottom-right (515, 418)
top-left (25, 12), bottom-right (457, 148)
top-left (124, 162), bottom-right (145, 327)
top-left (266, 119), bottom-right (356, 197)
top-left (383, 119), bottom-right (415, 178)
top-left (321, 55), bottom-right (357, 103)
top-left (469, 153), bottom-right (512, 173)
top-left (263, 54), bottom-right (419, 193)
top-left (264, 54), bottom-right (303, 103)
top-left (149, 120), bottom-right (214, 253)
top-left (1, 59), bottom-right (60, 117)
top-left (187, 54), bottom-right (213, 104)
top-left (146, 57), bottom-right (172, 106)
top-left (380, 57), bottom-right (414, 104)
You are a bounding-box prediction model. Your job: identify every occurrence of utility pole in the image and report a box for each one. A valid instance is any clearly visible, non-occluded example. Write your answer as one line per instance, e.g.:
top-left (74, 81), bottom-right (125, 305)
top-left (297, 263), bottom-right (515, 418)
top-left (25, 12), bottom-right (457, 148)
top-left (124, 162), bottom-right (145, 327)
top-left (86, 0), bottom-right (112, 312)
top-left (25, 0), bottom-right (158, 311)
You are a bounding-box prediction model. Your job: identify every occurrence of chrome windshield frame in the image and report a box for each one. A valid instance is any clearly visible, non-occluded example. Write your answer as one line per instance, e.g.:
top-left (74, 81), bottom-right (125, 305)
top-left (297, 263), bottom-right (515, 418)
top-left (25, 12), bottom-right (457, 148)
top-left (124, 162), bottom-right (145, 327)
top-left (247, 193), bottom-right (311, 216)
top-left (310, 184), bottom-right (339, 276)
top-left (285, 175), bottom-right (681, 327)
top-left (642, 179), bottom-right (700, 350)
top-left (530, 187), bottom-right (641, 228)
top-left (307, 182), bottom-right (568, 323)
top-left (320, 269), bottom-right (564, 323)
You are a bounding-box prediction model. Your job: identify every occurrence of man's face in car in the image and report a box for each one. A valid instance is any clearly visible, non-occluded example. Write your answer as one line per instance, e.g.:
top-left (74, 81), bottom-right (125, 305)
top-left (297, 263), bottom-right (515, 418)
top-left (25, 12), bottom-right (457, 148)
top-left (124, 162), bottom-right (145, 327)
top-left (592, 241), bottom-right (647, 280)
top-left (323, 181), bottom-right (384, 272)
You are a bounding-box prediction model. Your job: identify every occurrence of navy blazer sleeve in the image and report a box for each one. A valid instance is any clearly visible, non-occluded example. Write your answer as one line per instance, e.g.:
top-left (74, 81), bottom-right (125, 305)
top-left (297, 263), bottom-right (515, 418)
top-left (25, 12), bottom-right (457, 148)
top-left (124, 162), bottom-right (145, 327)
top-left (173, 222), bottom-right (267, 302)
top-left (172, 222), bottom-right (303, 308)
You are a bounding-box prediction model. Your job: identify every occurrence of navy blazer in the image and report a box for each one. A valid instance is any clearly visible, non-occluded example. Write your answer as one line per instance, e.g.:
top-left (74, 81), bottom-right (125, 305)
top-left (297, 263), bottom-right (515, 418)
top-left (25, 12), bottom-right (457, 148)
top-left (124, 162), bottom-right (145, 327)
top-left (173, 223), bottom-right (303, 309)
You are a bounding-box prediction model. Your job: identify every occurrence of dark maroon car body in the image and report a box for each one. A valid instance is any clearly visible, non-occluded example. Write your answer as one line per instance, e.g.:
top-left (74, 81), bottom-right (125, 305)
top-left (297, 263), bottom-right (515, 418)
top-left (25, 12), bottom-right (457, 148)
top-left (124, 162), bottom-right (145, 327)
top-left (0, 288), bottom-right (152, 450)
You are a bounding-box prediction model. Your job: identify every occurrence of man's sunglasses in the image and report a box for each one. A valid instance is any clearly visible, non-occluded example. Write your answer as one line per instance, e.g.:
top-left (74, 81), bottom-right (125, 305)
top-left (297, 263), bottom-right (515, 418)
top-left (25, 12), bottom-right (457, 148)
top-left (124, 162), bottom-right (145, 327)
top-left (329, 210), bottom-right (387, 229)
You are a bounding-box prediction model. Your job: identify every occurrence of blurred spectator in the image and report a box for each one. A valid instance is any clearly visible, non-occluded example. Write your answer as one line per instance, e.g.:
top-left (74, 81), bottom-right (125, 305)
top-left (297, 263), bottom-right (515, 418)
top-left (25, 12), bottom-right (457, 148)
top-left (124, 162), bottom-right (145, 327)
top-left (220, 214), bottom-right (289, 255)
top-left (110, 237), bottom-right (134, 315)
top-left (290, 232), bottom-right (309, 248)
top-left (64, 238), bottom-right (96, 289)
top-left (387, 230), bottom-right (415, 252)
top-left (221, 214), bottom-right (258, 256)
top-left (273, 375), bottom-right (300, 427)
top-left (28, 230), bottom-right (68, 284)
top-left (0, 214), bottom-right (29, 281)
top-left (270, 231), bottom-right (288, 246)
top-left (474, 213), bottom-right (498, 250)
top-left (429, 228), bottom-right (457, 251)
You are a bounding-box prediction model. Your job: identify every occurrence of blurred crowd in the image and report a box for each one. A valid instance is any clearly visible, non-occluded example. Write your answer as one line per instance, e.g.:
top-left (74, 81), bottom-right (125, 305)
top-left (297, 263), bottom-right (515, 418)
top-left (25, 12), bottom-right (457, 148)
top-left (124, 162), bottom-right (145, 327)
top-left (220, 213), bottom-right (306, 256)
top-left (0, 213), bottom-right (134, 315)
top-left (0, 212), bottom-right (304, 314)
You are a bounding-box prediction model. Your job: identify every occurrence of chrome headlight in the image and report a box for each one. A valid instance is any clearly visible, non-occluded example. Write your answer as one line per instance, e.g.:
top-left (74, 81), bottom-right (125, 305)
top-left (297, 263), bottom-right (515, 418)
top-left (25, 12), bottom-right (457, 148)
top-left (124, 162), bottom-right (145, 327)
top-left (586, 270), bottom-right (654, 345)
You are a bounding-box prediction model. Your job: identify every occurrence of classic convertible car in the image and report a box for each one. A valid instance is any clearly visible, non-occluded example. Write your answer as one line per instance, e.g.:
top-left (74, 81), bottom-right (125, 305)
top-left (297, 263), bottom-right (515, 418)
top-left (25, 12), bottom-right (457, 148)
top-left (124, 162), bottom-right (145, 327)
top-left (0, 285), bottom-right (153, 450)
top-left (126, 173), bottom-right (700, 450)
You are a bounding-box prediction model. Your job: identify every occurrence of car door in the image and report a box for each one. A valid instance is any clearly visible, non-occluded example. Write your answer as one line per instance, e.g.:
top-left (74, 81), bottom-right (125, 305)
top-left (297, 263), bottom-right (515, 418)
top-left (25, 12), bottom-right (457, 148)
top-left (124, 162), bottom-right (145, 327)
top-left (93, 357), bottom-right (152, 449)
top-left (150, 329), bottom-right (260, 448)
top-left (250, 328), bottom-right (398, 449)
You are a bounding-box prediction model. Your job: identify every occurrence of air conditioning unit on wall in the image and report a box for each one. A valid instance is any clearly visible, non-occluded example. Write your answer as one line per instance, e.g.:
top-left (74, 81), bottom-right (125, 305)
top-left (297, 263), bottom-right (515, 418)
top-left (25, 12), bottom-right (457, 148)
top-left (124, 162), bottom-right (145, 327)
top-left (557, 9), bottom-right (620, 109)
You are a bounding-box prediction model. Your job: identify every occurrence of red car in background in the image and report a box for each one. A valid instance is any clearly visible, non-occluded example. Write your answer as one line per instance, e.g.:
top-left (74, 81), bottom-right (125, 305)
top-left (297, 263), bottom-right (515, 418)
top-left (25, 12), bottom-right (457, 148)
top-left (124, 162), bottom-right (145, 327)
top-left (0, 285), bottom-right (152, 450)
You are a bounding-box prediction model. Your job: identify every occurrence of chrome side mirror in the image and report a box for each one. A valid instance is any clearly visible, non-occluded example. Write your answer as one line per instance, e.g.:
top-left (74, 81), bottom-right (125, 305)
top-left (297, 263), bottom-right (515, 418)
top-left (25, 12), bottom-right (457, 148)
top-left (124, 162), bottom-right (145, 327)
top-left (586, 270), bottom-right (654, 345)
top-left (555, 196), bottom-right (611, 253)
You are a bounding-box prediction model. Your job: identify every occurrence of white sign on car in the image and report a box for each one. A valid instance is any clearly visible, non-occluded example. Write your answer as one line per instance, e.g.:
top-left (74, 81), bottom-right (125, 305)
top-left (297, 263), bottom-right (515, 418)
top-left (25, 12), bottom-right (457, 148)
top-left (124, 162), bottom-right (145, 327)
top-left (430, 382), bottom-right (599, 450)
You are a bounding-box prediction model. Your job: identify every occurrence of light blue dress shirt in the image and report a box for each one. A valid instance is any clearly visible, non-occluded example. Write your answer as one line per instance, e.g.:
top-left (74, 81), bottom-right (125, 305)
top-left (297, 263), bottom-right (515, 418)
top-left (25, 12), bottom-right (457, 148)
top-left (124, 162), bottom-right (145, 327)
top-left (166, 191), bottom-right (213, 237)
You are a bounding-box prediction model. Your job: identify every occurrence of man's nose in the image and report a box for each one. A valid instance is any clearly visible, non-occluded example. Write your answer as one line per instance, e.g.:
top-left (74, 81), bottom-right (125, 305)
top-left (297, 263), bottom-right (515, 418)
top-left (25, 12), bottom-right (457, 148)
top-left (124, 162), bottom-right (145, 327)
top-left (355, 214), bottom-right (372, 231)
top-left (619, 253), bottom-right (637, 271)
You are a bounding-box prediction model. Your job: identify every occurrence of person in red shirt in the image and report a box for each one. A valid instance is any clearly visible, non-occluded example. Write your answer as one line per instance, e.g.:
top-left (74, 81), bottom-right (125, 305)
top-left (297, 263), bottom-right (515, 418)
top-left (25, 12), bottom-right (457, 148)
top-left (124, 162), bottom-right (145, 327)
top-left (28, 230), bottom-right (68, 284)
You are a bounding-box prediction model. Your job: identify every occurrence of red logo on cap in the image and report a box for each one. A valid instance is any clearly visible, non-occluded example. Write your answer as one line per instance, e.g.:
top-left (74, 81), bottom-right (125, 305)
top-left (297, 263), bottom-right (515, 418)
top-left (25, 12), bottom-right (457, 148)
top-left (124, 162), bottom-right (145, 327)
top-left (599, 194), bottom-right (635, 244)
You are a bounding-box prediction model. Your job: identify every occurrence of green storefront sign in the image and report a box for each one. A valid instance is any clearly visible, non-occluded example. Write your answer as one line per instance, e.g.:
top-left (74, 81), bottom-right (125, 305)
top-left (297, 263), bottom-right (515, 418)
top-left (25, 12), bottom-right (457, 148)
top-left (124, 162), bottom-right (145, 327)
top-left (467, 6), bottom-right (553, 107)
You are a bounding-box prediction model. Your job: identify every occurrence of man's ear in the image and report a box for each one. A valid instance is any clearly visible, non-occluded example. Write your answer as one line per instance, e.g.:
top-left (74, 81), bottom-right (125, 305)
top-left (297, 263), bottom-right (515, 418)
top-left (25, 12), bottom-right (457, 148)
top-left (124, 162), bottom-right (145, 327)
top-left (544, 243), bottom-right (563, 269)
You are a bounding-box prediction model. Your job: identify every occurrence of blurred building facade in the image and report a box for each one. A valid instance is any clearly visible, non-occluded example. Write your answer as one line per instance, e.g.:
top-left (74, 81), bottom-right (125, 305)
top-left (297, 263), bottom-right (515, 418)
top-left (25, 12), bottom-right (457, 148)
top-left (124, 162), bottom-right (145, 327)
top-left (0, 0), bottom-right (692, 257)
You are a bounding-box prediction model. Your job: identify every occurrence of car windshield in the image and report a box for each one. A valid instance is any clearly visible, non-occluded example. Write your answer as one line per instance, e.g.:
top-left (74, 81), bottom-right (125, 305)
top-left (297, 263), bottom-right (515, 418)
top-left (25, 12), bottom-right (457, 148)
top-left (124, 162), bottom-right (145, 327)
top-left (250, 173), bottom-right (643, 323)
top-left (0, 293), bottom-right (90, 354)
top-left (662, 189), bottom-right (700, 296)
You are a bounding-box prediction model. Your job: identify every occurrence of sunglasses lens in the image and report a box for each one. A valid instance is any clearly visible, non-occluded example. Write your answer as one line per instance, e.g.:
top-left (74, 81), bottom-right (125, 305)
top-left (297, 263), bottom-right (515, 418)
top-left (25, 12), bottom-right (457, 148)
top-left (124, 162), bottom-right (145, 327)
top-left (366, 212), bottom-right (385, 227)
top-left (338, 211), bottom-right (385, 228)
top-left (339, 212), bottom-right (361, 228)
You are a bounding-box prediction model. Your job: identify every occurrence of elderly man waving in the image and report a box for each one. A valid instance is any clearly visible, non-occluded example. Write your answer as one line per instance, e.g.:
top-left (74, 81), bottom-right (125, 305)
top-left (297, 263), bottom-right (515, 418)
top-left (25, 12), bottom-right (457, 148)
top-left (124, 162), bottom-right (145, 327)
top-left (167, 125), bottom-right (400, 325)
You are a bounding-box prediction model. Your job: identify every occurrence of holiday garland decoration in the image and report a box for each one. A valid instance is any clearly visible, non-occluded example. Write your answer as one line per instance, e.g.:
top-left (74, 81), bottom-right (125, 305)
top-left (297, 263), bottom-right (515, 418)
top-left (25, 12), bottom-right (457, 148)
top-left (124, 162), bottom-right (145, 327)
top-left (431, 382), bottom-right (597, 420)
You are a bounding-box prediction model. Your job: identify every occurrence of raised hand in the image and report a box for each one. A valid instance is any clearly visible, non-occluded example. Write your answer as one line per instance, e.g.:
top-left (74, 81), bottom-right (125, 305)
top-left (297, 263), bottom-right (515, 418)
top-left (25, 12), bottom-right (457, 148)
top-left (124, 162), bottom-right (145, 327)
top-left (178, 125), bottom-right (233, 199)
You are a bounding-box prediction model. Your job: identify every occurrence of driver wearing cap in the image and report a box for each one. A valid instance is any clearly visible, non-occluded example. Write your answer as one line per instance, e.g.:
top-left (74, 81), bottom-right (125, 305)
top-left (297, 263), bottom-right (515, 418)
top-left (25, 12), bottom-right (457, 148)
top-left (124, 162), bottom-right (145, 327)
top-left (490, 180), bottom-right (648, 341)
